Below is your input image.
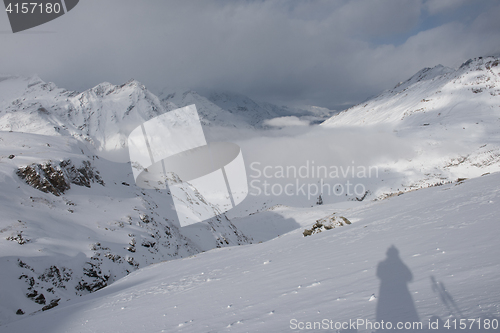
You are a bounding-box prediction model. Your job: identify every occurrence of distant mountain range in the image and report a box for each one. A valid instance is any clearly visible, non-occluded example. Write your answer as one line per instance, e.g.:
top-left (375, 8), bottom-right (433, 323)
top-left (1, 55), bottom-right (499, 325)
top-left (0, 76), bottom-right (332, 160)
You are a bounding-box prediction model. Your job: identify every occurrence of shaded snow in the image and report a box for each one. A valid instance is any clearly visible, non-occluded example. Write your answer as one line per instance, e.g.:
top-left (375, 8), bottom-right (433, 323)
top-left (2, 172), bottom-right (499, 332)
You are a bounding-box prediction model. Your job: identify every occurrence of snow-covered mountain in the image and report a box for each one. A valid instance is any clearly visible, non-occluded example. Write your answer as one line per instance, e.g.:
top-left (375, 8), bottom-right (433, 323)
top-left (0, 73), bottom-right (333, 325)
top-left (207, 91), bottom-right (278, 125)
top-left (2, 55), bottom-right (500, 330)
top-left (159, 89), bottom-right (333, 128)
top-left (321, 55), bottom-right (500, 198)
top-left (159, 90), bottom-right (253, 128)
top-left (322, 56), bottom-right (500, 127)
top-left (0, 75), bottom-right (332, 159)
top-left (0, 77), bottom-right (266, 324)
top-left (0, 76), bottom-right (168, 162)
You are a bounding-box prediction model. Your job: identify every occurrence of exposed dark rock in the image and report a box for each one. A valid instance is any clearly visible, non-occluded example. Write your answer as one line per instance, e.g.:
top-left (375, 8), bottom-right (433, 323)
top-left (38, 266), bottom-right (72, 289)
top-left (34, 293), bottom-right (46, 305)
top-left (42, 298), bottom-right (60, 311)
top-left (6, 231), bottom-right (30, 245)
top-left (17, 163), bottom-right (70, 196)
top-left (75, 261), bottom-right (110, 294)
top-left (141, 239), bottom-right (156, 248)
top-left (60, 160), bottom-right (104, 187)
top-left (303, 214), bottom-right (351, 237)
top-left (17, 159), bottom-right (104, 196)
top-left (26, 289), bottom-right (46, 305)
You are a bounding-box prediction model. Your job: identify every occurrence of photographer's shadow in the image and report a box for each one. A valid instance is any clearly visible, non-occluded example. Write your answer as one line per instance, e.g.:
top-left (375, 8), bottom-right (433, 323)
top-left (376, 245), bottom-right (420, 332)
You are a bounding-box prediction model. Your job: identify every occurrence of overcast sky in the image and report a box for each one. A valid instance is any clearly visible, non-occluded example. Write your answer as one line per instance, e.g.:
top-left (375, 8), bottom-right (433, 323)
top-left (1, 0), bottom-right (500, 109)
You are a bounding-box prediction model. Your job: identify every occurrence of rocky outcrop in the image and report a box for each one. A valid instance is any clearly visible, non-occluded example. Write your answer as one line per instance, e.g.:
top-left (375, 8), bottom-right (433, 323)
top-left (17, 159), bottom-right (104, 196)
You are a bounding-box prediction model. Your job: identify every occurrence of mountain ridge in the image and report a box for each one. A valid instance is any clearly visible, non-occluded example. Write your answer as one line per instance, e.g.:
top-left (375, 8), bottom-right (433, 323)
top-left (322, 55), bottom-right (500, 127)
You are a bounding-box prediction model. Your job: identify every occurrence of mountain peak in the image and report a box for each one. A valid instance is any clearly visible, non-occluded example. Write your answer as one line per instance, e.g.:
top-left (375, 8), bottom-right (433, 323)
top-left (27, 74), bottom-right (45, 88)
top-left (393, 64), bottom-right (453, 92)
top-left (458, 55), bottom-right (500, 72)
top-left (322, 54), bottom-right (500, 127)
top-left (120, 78), bottom-right (146, 89)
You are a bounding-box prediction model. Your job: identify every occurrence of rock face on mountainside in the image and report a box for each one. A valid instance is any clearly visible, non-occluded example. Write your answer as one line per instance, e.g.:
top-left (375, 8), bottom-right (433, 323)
top-left (17, 159), bottom-right (104, 196)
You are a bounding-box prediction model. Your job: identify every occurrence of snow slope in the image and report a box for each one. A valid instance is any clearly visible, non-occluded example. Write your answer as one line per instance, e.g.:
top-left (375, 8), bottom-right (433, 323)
top-left (322, 57), bottom-right (500, 127)
top-left (0, 128), bottom-right (250, 326)
top-left (321, 56), bottom-right (500, 199)
top-left (2, 171), bottom-right (499, 332)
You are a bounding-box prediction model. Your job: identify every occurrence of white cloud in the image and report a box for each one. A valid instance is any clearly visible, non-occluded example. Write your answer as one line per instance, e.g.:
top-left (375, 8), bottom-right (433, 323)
top-left (237, 125), bottom-right (416, 178)
top-left (263, 116), bottom-right (310, 127)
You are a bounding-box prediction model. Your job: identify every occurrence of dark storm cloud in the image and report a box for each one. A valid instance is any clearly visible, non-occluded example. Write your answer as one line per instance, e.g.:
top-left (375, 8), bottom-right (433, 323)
top-left (1, 0), bottom-right (499, 109)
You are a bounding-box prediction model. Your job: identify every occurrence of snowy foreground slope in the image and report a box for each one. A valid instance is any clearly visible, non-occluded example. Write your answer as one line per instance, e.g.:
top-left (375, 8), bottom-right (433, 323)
top-left (0, 130), bottom-right (250, 325)
top-left (2, 172), bottom-right (500, 332)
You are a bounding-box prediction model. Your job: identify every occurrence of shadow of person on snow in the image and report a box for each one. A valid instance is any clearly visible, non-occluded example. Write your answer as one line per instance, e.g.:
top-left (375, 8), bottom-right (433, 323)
top-left (375, 245), bottom-right (420, 332)
top-left (430, 276), bottom-right (464, 319)
top-left (427, 277), bottom-right (500, 332)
